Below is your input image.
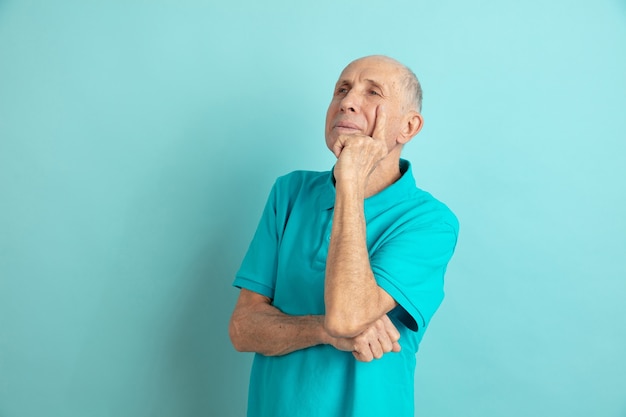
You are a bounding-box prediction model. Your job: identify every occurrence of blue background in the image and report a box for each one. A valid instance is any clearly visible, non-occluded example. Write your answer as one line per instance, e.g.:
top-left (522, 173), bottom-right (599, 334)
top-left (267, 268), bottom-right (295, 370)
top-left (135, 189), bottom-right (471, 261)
top-left (1, 1), bottom-right (625, 416)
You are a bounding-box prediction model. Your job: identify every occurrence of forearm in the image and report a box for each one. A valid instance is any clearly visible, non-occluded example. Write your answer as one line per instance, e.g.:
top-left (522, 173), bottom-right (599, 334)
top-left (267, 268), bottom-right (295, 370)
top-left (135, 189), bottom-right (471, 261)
top-left (324, 183), bottom-right (395, 337)
top-left (229, 300), bottom-right (329, 356)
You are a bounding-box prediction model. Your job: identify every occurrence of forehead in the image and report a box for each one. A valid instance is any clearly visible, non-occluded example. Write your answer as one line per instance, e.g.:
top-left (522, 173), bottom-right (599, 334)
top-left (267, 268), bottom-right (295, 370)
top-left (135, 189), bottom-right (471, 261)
top-left (337, 58), bottom-right (404, 86)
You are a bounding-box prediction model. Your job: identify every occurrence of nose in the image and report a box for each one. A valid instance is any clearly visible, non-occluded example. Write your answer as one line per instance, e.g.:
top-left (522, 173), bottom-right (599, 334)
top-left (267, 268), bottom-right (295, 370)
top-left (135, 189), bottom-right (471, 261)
top-left (339, 90), bottom-right (359, 113)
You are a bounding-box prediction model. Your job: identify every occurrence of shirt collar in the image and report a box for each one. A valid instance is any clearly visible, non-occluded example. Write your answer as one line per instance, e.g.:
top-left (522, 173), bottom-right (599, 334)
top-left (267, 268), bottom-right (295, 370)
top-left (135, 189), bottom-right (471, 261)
top-left (317, 159), bottom-right (416, 212)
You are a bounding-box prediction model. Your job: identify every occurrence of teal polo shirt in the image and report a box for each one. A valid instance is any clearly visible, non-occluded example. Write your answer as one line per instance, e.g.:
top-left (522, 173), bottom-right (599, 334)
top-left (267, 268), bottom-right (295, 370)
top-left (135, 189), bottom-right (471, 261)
top-left (234, 159), bottom-right (459, 417)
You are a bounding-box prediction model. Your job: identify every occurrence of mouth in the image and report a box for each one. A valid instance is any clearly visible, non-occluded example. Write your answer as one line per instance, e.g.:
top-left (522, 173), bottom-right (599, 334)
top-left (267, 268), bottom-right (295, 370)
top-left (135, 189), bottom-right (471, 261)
top-left (334, 121), bottom-right (361, 132)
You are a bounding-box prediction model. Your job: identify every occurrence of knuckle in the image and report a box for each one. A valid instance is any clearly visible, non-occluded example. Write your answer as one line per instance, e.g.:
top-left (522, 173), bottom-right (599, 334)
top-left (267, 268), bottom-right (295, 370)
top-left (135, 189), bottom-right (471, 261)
top-left (354, 339), bottom-right (369, 351)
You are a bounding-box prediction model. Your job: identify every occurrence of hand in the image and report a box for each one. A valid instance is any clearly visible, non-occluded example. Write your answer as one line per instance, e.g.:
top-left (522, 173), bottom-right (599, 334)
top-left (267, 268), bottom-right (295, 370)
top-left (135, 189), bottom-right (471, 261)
top-left (328, 314), bottom-right (401, 362)
top-left (332, 107), bottom-right (389, 189)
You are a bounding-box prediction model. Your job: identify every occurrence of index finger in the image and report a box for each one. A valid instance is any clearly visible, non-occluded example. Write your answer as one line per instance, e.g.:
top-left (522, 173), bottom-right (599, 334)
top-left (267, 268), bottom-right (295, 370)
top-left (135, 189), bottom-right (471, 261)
top-left (381, 314), bottom-right (400, 342)
top-left (371, 105), bottom-right (387, 141)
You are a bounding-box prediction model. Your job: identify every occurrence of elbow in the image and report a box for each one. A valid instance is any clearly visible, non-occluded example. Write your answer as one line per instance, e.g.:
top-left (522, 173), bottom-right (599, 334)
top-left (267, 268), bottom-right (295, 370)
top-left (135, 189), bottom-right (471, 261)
top-left (324, 312), bottom-right (366, 338)
top-left (228, 315), bottom-right (247, 352)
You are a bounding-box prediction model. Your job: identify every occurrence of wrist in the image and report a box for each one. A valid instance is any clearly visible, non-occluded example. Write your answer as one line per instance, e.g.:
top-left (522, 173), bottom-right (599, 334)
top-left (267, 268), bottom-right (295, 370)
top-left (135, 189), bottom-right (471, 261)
top-left (334, 179), bottom-right (366, 202)
top-left (316, 316), bottom-right (333, 345)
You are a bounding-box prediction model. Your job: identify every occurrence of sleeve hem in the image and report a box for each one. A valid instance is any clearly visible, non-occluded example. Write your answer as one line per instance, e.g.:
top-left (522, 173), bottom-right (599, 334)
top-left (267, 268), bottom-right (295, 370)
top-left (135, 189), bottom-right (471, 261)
top-left (377, 276), bottom-right (425, 332)
top-left (233, 276), bottom-right (275, 299)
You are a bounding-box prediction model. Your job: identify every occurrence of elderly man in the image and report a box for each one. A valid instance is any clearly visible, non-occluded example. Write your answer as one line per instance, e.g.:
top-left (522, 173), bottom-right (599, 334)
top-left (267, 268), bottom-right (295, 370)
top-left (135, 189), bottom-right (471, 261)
top-left (229, 55), bottom-right (459, 417)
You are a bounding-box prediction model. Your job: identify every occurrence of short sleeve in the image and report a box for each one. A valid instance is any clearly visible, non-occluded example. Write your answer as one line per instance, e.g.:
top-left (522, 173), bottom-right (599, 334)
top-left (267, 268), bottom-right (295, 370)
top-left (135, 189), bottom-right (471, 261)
top-left (233, 183), bottom-right (280, 299)
top-left (371, 218), bottom-right (459, 332)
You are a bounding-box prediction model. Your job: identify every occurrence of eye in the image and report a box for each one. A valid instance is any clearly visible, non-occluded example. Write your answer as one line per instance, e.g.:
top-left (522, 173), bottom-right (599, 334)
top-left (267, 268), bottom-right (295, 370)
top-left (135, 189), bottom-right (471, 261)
top-left (369, 90), bottom-right (380, 96)
top-left (336, 87), bottom-right (348, 95)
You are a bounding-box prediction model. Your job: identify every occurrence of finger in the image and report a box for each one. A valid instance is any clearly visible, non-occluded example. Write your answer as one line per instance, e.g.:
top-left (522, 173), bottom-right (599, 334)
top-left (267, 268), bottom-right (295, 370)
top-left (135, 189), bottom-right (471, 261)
top-left (353, 347), bottom-right (373, 362)
top-left (354, 335), bottom-right (377, 361)
top-left (382, 315), bottom-right (401, 343)
top-left (392, 341), bottom-right (402, 353)
top-left (369, 341), bottom-right (384, 359)
top-left (332, 134), bottom-right (358, 158)
top-left (372, 320), bottom-right (394, 353)
top-left (353, 351), bottom-right (372, 362)
top-left (378, 332), bottom-right (393, 353)
top-left (371, 105), bottom-right (387, 141)
top-left (332, 135), bottom-right (347, 158)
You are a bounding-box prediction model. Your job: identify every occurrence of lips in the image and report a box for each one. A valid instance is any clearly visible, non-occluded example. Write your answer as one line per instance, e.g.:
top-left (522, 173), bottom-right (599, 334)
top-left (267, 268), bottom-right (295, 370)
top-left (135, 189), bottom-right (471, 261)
top-left (334, 120), bottom-right (361, 130)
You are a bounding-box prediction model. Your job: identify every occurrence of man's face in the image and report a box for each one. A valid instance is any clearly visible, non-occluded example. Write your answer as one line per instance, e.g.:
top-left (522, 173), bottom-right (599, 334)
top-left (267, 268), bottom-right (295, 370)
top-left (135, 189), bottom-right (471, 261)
top-left (325, 56), bottom-right (407, 154)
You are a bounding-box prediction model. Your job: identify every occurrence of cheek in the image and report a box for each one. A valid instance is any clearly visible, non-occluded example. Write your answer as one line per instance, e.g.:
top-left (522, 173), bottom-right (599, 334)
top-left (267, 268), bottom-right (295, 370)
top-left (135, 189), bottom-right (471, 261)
top-left (325, 102), bottom-right (342, 131)
top-left (324, 109), bottom-right (332, 126)
top-left (326, 101), bottom-right (339, 116)
top-left (325, 105), bottom-right (335, 127)
top-left (366, 109), bottom-right (380, 135)
top-left (324, 108), bottom-right (336, 142)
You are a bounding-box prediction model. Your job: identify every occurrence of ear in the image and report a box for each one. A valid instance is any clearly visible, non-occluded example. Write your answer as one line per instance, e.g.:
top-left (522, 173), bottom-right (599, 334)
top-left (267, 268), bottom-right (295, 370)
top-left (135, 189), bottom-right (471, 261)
top-left (397, 111), bottom-right (424, 145)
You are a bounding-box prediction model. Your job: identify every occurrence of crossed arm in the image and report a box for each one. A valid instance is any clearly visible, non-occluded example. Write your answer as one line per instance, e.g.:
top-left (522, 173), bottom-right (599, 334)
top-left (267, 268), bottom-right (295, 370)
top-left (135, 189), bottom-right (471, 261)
top-left (229, 289), bottom-right (400, 362)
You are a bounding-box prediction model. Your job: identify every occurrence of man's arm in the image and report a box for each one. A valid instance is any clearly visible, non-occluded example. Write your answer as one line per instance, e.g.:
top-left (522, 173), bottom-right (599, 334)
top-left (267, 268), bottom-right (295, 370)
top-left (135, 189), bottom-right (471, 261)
top-left (324, 184), bottom-right (397, 338)
top-left (229, 289), bottom-right (327, 356)
top-left (324, 109), bottom-right (399, 338)
top-left (229, 288), bottom-right (400, 361)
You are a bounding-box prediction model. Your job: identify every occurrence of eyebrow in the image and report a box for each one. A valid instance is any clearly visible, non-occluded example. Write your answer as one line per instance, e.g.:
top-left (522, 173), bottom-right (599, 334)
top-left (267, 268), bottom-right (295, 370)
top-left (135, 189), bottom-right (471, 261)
top-left (336, 78), bottom-right (385, 89)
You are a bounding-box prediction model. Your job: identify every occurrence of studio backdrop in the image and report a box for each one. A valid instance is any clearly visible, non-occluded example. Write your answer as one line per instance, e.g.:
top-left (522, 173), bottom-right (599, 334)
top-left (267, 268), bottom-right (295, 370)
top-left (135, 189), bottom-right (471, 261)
top-left (1, 1), bottom-right (625, 416)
